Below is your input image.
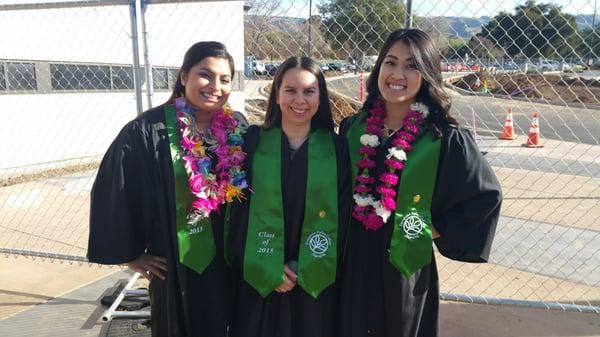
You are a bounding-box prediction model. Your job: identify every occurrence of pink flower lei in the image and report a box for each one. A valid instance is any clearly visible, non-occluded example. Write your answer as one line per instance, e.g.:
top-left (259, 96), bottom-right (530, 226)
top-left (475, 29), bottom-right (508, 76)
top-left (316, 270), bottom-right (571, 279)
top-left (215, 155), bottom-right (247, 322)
top-left (352, 99), bottom-right (428, 230)
top-left (175, 97), bottom-right (248, 224)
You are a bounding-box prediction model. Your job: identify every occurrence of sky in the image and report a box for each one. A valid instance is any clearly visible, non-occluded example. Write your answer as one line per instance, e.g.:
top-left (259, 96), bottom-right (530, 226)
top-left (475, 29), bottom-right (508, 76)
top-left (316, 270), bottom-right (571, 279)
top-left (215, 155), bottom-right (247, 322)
top-left (0, 0), bottom-right (597, 18)
top-left (266, 0), bottom-right (598, 18)
top-left (410, 0), bottom-right (597, 17)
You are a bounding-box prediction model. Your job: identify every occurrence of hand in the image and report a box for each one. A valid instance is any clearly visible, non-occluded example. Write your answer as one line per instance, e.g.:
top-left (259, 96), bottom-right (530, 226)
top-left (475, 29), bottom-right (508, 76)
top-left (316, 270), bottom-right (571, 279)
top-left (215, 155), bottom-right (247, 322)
top-left (432, 226), bottom-right (441, 239)
top-left (126, 253), bottom-right (167, 280)
top-left (275, 263), bottom-right (298, 293)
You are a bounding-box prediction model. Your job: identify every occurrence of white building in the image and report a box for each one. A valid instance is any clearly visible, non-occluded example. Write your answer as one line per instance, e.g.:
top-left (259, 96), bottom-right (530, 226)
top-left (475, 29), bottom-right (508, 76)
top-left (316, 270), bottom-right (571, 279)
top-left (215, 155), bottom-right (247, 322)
top-left (0, 0), bottom-right (246, 176)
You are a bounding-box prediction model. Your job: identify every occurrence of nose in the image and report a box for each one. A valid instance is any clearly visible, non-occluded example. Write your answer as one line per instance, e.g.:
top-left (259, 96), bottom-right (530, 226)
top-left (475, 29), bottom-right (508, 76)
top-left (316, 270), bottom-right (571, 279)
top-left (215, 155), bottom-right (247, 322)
top-left (209, 77), bottom-right (220, 91)
top-left (392, 66), bottom-right (406, 79)
top-left (293, 93), bottom-right (307, 104)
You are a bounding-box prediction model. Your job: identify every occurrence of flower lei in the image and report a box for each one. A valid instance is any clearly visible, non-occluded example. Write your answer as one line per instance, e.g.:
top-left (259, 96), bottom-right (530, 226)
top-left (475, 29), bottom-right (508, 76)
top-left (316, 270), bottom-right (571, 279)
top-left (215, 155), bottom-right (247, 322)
top-left (352, 99), bottom-right (429, 230)
top-left (175, 97), bottom-right (248, 224)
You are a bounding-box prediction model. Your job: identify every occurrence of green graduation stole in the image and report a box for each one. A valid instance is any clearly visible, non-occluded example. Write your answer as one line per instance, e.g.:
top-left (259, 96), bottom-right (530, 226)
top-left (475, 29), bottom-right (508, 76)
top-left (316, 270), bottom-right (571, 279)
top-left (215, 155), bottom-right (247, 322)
top-left (347, 115), bottom-right (441, 278)
top-left (165, 105), bottom-right (216, 275)
top-left (244, 127), bottom-right (338, 298)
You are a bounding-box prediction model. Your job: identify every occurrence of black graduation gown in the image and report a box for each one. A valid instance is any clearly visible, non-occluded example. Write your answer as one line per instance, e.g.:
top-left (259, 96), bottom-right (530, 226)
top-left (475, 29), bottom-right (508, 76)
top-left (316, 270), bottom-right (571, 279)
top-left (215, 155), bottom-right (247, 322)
top-left (88, 105), bottom-right (247, 337)
top-left (338, 115), bottom-right (502, 337)
top-left (229, 125), bottom-right (352, 337)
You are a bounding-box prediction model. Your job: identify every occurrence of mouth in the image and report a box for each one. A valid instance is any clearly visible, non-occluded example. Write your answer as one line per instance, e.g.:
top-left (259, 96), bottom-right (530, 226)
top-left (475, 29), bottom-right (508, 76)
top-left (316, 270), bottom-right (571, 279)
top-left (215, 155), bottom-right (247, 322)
top-left (201, 92), bottom-right (221, 102)
top-left (387, 83), bottom-right (406, 91)
top-left (290, 107), bottom-right (308, 116)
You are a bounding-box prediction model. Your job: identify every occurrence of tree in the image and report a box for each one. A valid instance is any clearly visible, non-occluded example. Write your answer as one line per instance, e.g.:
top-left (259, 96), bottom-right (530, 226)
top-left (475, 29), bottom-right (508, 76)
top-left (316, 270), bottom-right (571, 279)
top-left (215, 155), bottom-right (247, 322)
top-left (318, 0), bottom-right (406, 57)
top-left (575, 27), bottom-right (600, 62)
top-left (478, 0), bottom-right (579, 59)
top-left (466, 36), bottom-right (506, 59)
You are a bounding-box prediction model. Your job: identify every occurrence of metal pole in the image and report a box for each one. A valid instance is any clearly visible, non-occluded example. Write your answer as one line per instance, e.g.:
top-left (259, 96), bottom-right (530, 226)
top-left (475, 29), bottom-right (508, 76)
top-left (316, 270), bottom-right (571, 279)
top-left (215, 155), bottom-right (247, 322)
top-left (591, 0), bottom-right (598, 65)
top-left (405, 0), bottom-right (413, 29)
top-left (440, 293), bottom-right (600, 314)
top-left (102, 273), bottom-right (151, 321)
top-left (308, 0), bottom-right (312, 57)
top-left (141, 0), bottom-right (153, 108)
top-left (129, 0), bottom-right (144, 115)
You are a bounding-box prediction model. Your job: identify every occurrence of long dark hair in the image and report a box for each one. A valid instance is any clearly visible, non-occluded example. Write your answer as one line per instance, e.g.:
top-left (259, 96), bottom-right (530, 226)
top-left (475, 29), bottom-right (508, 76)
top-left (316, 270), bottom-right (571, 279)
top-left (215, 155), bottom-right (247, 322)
top-left (263, 56), bottom-right (334, 131)
top-left (166, 41), bottom-right (234, 104)
top-left (364, 29), bottom-right (456, 135)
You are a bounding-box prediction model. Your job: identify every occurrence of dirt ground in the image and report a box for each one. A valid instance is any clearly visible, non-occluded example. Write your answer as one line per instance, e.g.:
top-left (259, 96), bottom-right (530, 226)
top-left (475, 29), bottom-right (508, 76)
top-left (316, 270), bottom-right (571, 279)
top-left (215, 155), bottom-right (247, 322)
top-left (453, 71), bottom-right (600, 104)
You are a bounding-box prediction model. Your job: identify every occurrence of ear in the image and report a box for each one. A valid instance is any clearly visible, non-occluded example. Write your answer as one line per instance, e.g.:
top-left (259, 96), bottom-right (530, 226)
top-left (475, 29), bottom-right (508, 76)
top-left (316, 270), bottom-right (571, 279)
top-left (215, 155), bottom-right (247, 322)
top-left (180, 71), bottom-right (187, 87)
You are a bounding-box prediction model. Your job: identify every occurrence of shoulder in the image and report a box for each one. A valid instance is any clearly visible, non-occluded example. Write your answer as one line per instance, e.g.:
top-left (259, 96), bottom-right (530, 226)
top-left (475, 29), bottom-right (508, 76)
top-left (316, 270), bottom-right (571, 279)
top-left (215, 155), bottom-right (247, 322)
top-left (128, 105), bottom-right (167, 132)
top-left (245, 124), bottom-right (262, 137)
top-left (438, 123), bottom-right (475, 147)
top-left (339, 110), bottom-right (365, 136)
top-left (331, 130), bottom-right (348, 146)
top-left (113, 105), bottom-right (166, 150)
top-left (242, 124), bottom-right (262, 151)
top-left (232, 110), bottom-right (250, 131)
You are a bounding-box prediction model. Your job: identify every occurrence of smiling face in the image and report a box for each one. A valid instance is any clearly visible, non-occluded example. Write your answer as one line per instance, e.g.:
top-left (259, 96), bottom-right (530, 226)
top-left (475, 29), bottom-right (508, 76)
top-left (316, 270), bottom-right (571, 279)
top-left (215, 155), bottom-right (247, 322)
top-left (277, 67), bottom-right (320, 130)
top-left (180, 56), bottom-right (232, 115)
top-left (377, 41), bottom-right (423, 109)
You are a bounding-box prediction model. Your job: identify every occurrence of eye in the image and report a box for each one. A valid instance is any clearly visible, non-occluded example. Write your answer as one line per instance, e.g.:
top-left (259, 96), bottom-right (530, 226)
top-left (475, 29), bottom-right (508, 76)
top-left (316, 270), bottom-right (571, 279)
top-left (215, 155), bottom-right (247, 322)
top-left (199, 71), bottom-right (211, 80)
top-left (305, 89), bottom-right (316, 95)
top-left (406, 63), bottom-right (417, 70)
top-left (384, 60), bottom-right (395, 66)
top-left (220, 77), bottom-right (231, 85)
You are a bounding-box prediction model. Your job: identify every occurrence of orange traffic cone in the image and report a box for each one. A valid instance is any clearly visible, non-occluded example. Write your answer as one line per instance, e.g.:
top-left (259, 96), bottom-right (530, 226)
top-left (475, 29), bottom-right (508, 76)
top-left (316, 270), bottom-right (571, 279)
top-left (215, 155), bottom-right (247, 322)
top-left (499, 107), bottom-right (517, 140)
top-left (523, 111), bottom-right (543, 148)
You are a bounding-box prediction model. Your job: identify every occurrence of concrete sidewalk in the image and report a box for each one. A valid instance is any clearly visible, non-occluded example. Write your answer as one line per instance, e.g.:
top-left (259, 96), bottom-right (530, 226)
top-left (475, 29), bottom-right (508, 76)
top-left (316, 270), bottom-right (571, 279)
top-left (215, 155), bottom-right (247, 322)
top-left (1, 257), bottom-right (598, 336)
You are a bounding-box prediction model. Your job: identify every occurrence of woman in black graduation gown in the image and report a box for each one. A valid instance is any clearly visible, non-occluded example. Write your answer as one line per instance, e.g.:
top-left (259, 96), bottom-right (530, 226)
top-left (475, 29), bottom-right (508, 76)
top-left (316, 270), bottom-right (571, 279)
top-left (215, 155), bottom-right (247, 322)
top-left (87, 41), bottom-right (248, 337)
top-left (228, 56), bottom-right (352, 337)
top-left (339, 29), bottom-right (502, 337)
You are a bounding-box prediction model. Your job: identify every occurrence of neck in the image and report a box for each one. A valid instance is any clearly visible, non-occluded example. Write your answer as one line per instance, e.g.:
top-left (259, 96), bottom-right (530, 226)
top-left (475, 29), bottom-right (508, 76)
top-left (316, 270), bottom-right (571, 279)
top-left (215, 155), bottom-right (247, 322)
top-left (384, 100), bottom-right (412, 131)
top-left (281, 120), bottom-right (311, 150)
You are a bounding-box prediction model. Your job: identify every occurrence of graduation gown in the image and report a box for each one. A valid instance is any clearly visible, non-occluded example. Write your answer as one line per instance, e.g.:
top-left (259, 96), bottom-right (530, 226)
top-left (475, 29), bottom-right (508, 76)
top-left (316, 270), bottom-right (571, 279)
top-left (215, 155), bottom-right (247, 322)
top-left (88, 105), bottom-right (247, 337)
top-left (229, 125), bottom-right (352, 337)
top-left (339, 115), bottom-right (502, 337)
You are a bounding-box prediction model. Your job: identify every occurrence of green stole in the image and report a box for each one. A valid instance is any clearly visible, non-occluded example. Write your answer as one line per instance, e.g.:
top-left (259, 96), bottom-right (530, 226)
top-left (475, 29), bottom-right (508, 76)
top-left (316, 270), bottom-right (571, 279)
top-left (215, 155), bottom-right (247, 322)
top-left (165, 105), bottom-right (216, 274)
top-left (347, 113), bottom-right (441, 278)
top-left (244, 127), bottom-right (338, 298)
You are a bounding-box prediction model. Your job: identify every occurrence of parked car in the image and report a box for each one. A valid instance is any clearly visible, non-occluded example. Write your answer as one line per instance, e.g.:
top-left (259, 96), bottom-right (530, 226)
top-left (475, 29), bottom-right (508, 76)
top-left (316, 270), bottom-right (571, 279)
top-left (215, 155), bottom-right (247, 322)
top-left (327, 63), bottom-right (348, 72)
top-left (252, 60), bottom-right (266, 76)
top-left (531, 59), bottom-right (560, 72)
top-left (484, 61), bottom-right (503, 71)
top-left (360, 55), bottom-right (377, 71)
top-left (265, 63), bottom-right (278, 76)
top-left (444, 62), bottom-right (467, 72)
top-left (563, 63), bottom-right (584, 73)
top-left (503, 61), bottom-right (520, 71)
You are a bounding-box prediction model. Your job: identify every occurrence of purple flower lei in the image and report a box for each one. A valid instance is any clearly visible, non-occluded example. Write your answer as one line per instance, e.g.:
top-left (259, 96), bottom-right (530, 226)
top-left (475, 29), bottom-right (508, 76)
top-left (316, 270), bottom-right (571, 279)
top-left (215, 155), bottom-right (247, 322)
top-left (175, 97), bottom-right (248, 223)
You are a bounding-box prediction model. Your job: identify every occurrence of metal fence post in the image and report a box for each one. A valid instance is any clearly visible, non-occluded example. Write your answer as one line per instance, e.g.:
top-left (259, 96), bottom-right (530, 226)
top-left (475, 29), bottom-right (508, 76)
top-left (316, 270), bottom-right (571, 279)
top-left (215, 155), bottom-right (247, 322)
top-left (129, 0), bottom-right (143, 115)
top-left (405, 0), bottom-right (413, 28)
top-left (141, 0), bottom-right (153, 109)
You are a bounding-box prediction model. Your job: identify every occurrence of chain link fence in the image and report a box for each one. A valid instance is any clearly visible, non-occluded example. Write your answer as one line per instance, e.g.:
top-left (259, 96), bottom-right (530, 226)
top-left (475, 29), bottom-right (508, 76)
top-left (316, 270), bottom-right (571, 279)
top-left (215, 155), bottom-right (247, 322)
top-left (1, 0), bottom-right (599, 313)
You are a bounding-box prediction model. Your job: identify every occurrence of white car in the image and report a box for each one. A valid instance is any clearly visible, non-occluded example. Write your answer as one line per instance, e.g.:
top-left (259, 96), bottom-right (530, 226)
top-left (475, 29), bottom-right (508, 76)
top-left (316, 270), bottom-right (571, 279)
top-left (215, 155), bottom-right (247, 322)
top-left (532, 59), bottom-right (560, 72)
top-left (252, 61), bottom-right (266, 75)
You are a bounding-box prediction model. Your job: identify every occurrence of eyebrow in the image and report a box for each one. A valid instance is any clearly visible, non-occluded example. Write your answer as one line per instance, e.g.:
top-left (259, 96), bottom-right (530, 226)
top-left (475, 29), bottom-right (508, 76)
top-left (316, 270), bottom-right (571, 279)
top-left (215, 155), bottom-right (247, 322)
top-left (283, 85), bottom-right (317, 89)
top-left (199, 68), bottom-right (231, 77)
top-left (385, 54), bottom-right (413, 62)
